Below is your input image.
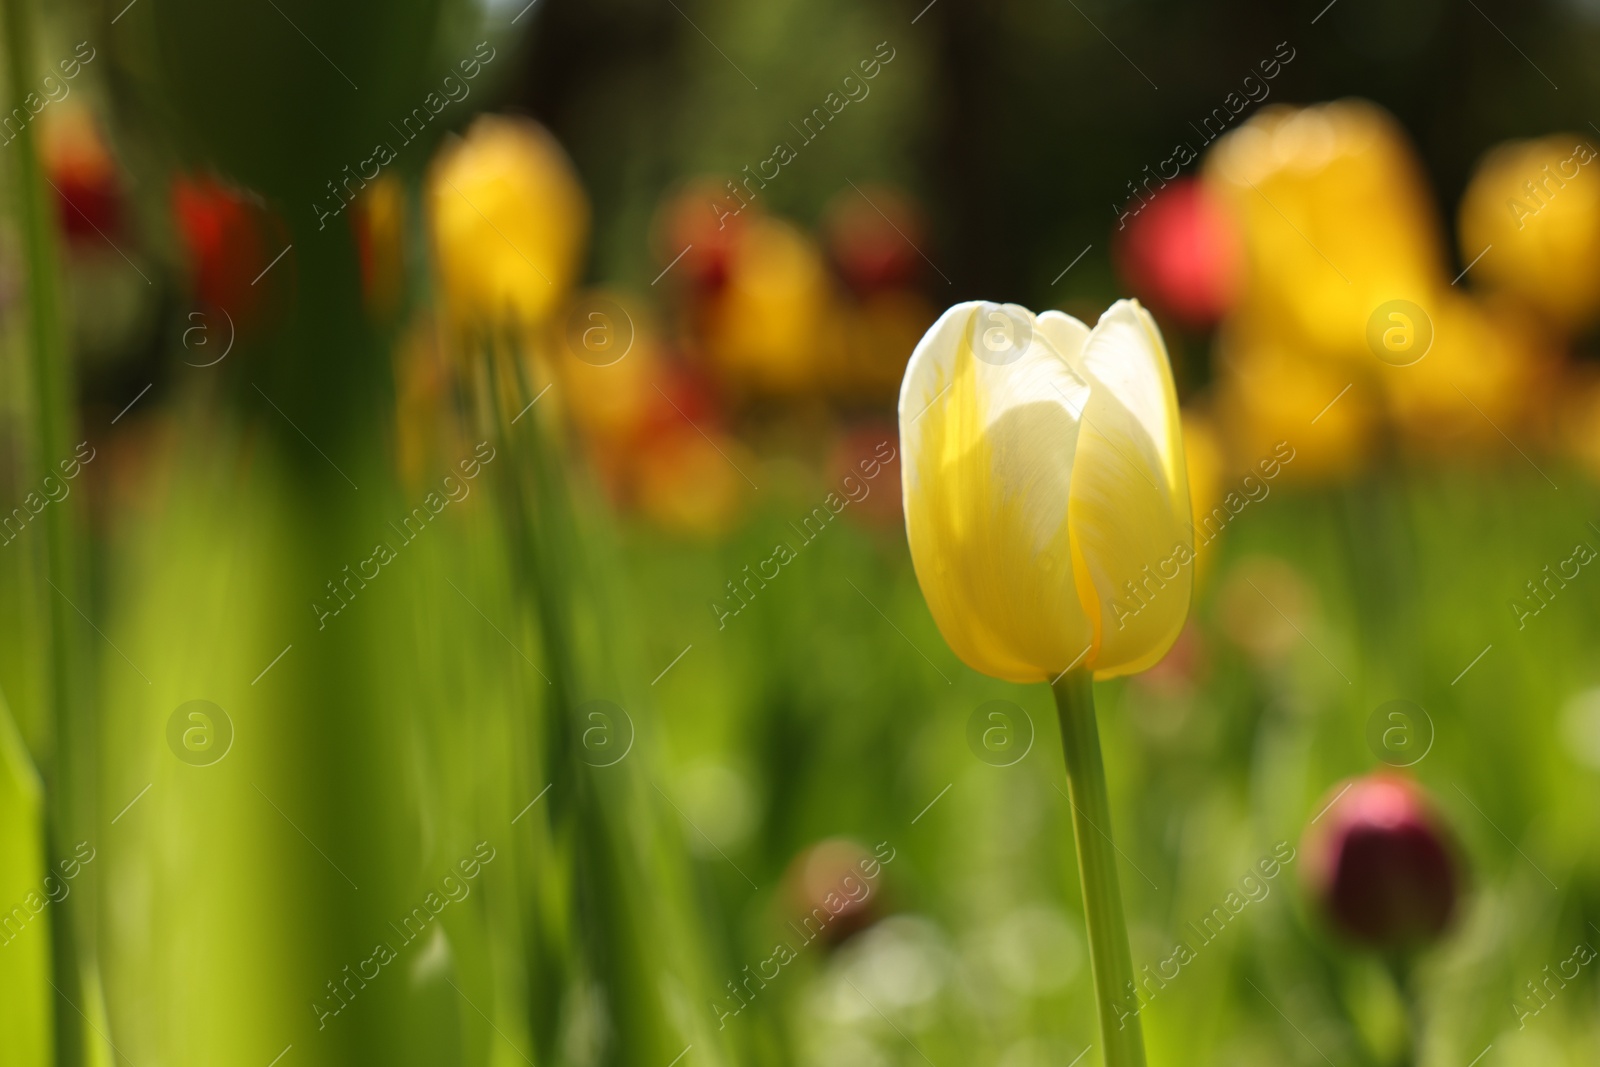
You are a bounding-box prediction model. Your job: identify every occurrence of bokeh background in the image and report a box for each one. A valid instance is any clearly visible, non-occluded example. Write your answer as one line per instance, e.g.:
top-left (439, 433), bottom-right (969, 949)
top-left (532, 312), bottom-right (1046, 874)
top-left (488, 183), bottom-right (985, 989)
top-left (2, 0), bottom-right (1599, 1065)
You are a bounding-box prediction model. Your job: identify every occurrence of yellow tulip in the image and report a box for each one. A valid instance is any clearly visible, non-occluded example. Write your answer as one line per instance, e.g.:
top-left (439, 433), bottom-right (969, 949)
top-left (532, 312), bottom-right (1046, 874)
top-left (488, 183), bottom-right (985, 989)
top-left (1458, 134), bottom-right (1600, 330)
top-left (1213, 324), bottom-right (1380, 482)
top-left (898, 300), bottom-right (1191, 684)
top-left (701, 215), bottom-right (839, 397)
top-left (1204, 100), bottom-right (1445, 362)
top-left (1378, 292), bottom-right (1554, 452)
top-left (426, 114), bottom-right (588, 328)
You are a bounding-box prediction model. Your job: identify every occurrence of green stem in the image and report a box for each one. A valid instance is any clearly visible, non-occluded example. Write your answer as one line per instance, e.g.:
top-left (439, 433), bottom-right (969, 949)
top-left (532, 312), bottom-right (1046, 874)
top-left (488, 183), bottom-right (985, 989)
top-left (1385, 953), bottom-right (1420, 1067)
top-left (3, 0), bottom-right (94, 1063)
top-left (1052, 669), bottom-right (1146, 1067)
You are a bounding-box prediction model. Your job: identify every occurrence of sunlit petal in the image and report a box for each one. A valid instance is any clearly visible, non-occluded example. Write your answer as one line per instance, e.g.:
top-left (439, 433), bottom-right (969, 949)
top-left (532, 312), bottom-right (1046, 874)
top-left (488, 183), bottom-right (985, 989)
top-left (1066, 301), bottom-right (1193, 677)
top-left (899, 301), bottom-right (1096, 682)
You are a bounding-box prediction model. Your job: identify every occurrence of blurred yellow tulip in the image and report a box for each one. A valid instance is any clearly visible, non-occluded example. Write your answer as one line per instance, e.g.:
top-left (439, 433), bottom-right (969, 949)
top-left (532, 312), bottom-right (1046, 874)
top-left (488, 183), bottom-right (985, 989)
top-left (701, 215), bottom-right (840, 397)
top-left (1459, 134), bottom-right (1600, 330)
top-left (1205, 100), bottom-right (1445, 362)
top-left (558, 289), bottom-right (664, 451)
top-left (898, 300), bottom-right (1191, 683)
top-left (1213, 324), bottom-right (1379, 482)
top-left (1379, 293), bottom-right (1553, 452)
top-left (426, 114), bottom-right (588, 328)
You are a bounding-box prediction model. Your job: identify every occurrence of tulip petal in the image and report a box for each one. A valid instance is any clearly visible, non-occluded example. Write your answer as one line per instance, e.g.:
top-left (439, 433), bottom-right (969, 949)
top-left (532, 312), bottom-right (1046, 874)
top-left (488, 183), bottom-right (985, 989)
top-left (899, 301), bottom-right (1096, 682)
top-left (1064, 301), bottom-right (1193, 677)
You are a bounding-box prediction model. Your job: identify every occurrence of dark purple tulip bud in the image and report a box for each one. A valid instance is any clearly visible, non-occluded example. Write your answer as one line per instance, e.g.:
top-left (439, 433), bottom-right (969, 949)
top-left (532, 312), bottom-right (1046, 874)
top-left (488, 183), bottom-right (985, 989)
top-left (1303, 774), bottom-right (1460, 950)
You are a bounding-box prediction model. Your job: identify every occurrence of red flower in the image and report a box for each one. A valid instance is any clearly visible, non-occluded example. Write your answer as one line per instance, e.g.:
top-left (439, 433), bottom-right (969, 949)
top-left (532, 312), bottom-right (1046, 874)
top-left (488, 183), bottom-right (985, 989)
top-left (171, 174), bottom-right (289, 337)
top-left (1113, 178), bottom-right (1240, 331)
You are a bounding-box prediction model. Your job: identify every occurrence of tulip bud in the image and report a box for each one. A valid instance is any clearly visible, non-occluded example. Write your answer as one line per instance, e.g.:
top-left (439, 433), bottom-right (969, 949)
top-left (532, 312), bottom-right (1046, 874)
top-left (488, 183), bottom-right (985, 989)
top-left (352, 174), bottom-right (407, 321)
top-left (1302, 774), bottom-right (1460, 950)
top-left (898, 299), bottom-right (1192, 683)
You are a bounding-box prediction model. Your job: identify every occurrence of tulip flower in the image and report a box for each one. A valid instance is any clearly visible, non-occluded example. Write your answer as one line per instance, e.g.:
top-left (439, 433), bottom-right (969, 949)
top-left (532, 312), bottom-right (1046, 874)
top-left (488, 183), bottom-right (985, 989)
top-left (426, 114), bottom-right (588, 330)
top-left (783, 838), bottom-right (885, 948)
top-left (898, 298), bottom-right (1191, 1067)
top-left (1302, 774), bottom-right (1459, 951)
top-left (652, 178), bottom-right (747, 294)
top-left (900, 300), bottom-right (1192, 683)
top-left (1301, 774), bottom-right (1461, 1065)
top-left (1459, 134), bottom-right (1600, 330)
top-left (822, 184), bottom-right (925, 295)
top-left (701, 214), bottom-right (841, 398)
top-left (1204, 101), bottom-right (1446, 362)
